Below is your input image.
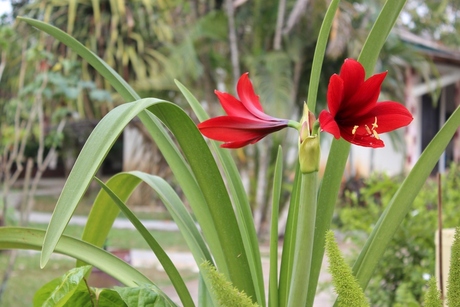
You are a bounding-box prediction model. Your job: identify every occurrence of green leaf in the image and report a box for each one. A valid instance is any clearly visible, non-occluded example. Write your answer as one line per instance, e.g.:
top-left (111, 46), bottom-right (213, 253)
top-left (20, 15), bottom-right (256, 301)
top-left (175, 79), bottom-right (264, 305)
top-left (306, 0), bottom-right (340, 113)
top-left (33, 265), bottom-right (92, 307)
top-left (78, 174), bottom-right (143, 260)
top-left (95, 177), bottom-right (195, 307)
top-left (0, 227), bottom-right (151, 287)
top-left (268, 147), bottom-right (283, 307)
top-left (37, 98), bottom-right (167, 268)
top-left (352, 102), bottom-right (460, 292)
top-left (148, 103), bottom-right (257, 301)
top-left (79, 171), bottom-right (213, 303)
top-left (17, 20), bottom-right (254, 299)
top-left (278, 163), bottom-right (302, 307)
top-left (97, 289), bottom-right (128, 307)
top-left (358, 0), bottom-right (408, 78)
top-left (127, 171), bottom-right (212, 264)
top-left (115, 284), bottom-right (177, 307)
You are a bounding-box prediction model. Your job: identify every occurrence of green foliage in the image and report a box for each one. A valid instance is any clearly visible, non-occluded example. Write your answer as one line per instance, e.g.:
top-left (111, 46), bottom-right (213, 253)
top-left (200, 261), bottom-right (259, 307)
top-left (336, 164), bottom-right (460, 305)
top-left (33, 265), bottom-right (93, 306)
top-left (115, 284), bottom-right (177, 307)
top-left (325, 230), bottom-right (369, 307)
top-left (447, 227), bottom-right (460, 306)
top-left (424, 278), bottom-right (442, 307)
top-left (33, 264), bottom-right (174, 306)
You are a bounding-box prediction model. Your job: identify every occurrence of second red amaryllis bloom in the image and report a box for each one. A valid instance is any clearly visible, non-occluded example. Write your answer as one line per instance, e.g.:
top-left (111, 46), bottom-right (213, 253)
top-left (198, 73), bottom-right (289, 148)
top-left (319, 59), bottom-right (413, 148)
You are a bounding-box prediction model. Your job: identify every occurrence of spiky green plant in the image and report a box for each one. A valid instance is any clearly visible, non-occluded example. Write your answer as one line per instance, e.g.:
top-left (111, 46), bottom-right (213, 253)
top-left (447, 227), bottom-right (460, 306)
top-left (200, 261), bottom-right (259, 307)
top-left (424, 277), bottom-right (443, 307)
top-left (325, 230), bottom-right (369, 307)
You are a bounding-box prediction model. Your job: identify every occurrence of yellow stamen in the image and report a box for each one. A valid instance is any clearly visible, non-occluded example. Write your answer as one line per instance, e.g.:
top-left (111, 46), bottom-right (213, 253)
top-left (352, 117), bottom-right (380, 139)
top-left (372, 117), bottom-right (378, 129)
top-left (352, 125), bottom-right (359, 135)
top-left (373, 130), bottom-right (380, 140)
top-left (365, 125), bottom-right (372, 135)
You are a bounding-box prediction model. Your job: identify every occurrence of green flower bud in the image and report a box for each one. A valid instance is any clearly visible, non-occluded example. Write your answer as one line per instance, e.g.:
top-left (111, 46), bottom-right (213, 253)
top-left (298, 103), bottom-right (320, 174)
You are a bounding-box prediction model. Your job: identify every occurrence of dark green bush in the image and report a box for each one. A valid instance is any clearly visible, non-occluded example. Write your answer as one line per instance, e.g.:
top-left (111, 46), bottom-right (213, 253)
top-left (335, 163), bottom-right (460, 306)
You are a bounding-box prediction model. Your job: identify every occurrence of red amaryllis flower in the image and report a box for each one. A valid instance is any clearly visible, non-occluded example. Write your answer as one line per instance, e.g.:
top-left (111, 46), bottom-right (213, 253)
top-left (198, 73), bottom-right (289, 148)
top-left (319, 59), bottom-right (413, 148)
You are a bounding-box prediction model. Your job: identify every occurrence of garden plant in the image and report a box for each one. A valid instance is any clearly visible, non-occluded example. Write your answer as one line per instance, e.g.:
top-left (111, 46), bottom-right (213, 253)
top-left (1, 0), bottom-right (460, 306)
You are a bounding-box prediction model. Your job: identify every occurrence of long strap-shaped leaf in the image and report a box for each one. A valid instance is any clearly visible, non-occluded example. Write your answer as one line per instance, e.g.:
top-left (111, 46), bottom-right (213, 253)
top-left (78, 173), bottom-right (142, 253)
top-left (352, 102), bottom-right (460, 292)
top-left (128, 171), bottom-right (213, 264)
top-left (0, 227), bottom-right (152, 288)
top-left (175, 80), bottom-right (265, 305)
top-left (80, 171), bottom-right (215, 306)
top-left (268, 147), bottom-right (283, 307)
top-left (19, 17), bottom-right (257, 300)
top-left (278, 163), bottom-right (302, 307)
top-left (79, 172), bottom-right (212, 266)
top-left (146, 103), bottom-right (257, 300)
top-left (95, 177), bottom-right (195, 307)
top-left (37, 98), bottom-right (166, 268)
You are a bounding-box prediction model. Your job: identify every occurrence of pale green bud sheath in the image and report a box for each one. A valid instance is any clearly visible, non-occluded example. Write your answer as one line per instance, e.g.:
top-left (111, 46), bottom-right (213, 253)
top-left (298, 103), bottom-right (320, 174)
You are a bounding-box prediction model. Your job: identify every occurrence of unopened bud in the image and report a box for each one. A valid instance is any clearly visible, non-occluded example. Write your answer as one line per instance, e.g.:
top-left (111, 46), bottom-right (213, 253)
top-left (298, 104), bottom-right (320, 173)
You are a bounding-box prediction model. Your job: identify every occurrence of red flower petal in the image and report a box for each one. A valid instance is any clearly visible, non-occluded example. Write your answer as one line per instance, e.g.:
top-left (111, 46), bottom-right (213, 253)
top-left (214, 90), bottom-right (254, 119)
top-left (339, 59), bottom-right (365, 102)
top-left (326, 74), bottom-right (344, 117)
top-left (198, 116), bottom-right (287, 143)
top-left (364, 101), bottom-right (413, 133)
top-left (197, 73), bottom-right (290, 148)
top-left (319, 110), bottom-right (340, 139)
top-left (319, 58), bottom-right (413, 148)
top-left (221, 136), bottom-right (266, 148)
top-left (340, 127), bottom-right (385, 148)
top-left (236, 73), bottom-right (266, 115)
top-left (339, 71), bottom-right (387, 119)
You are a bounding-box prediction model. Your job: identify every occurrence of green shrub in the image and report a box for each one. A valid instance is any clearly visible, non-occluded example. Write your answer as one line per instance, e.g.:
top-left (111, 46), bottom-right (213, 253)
top-left (335, 163), bottom-right (460, 306)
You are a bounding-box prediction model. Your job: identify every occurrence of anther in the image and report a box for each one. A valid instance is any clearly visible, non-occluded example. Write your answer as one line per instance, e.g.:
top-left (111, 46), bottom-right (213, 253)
top-left (373, 130), bottom-right (380, 140)
top-left (365, 125), bottom-right (372, 135)
top-left (372, 117), bottom-right (378, 129)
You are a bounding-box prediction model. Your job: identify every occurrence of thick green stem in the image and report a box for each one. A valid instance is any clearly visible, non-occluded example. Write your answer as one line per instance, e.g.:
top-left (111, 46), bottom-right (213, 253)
top-left (287, 172), bottom-right (318, 306)
top-left (306, 139), bottom-right (350, 306)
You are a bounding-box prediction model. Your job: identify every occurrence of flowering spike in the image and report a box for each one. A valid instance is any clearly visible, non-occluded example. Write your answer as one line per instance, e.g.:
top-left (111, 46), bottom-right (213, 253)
top-left (325, 230), bottom-right (369, 307)
top-left (198, 73), bottom-right (289, 148)
top-left (319, 59), bottom-right (413, 148)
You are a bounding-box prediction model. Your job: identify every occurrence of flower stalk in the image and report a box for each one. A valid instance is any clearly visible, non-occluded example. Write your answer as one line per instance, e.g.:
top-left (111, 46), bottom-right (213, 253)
top-left (287, 171), bottom-right (318, 306)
